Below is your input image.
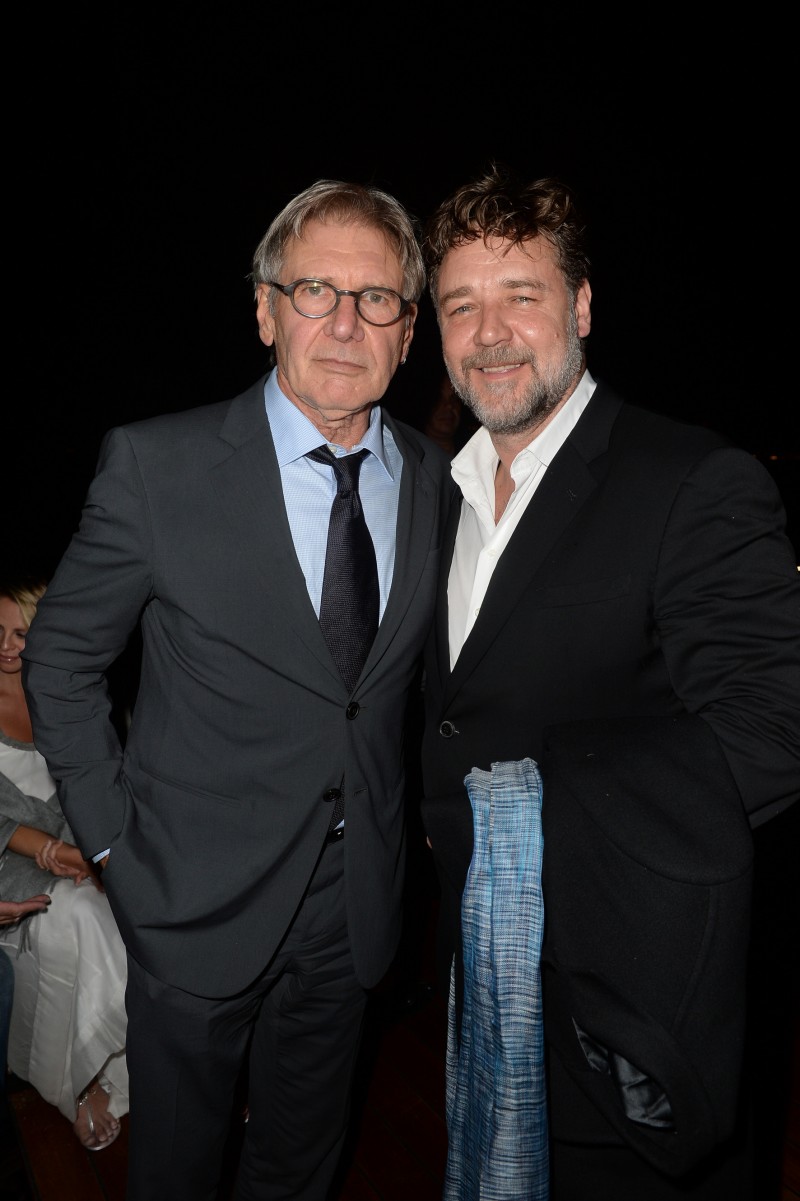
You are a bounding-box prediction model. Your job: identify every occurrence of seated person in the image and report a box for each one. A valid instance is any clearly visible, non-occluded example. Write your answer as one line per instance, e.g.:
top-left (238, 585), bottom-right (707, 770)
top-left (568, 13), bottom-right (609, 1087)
top-left (0, 580), bottom-right (129, 1150)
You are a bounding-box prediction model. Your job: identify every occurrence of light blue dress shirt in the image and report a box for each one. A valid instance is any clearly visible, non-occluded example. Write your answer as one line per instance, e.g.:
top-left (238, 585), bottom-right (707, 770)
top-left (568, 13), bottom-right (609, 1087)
top-left (264, 370), bottom-right (401, 620)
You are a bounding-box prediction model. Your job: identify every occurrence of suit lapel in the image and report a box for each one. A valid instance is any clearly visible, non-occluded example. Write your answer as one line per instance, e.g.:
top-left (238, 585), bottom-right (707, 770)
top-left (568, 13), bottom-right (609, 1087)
top-left (361, 413), bottom-right (444, 678)
top-left (434, 492), bottom-right (462, 685)
top-left (444, 386), bottom-right (623, 700)
top-left (209, 379), bottom-right (339, 681)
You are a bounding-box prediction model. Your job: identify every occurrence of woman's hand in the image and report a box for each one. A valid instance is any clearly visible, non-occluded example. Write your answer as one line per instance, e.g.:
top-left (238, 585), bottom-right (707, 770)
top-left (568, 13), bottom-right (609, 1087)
top-left (0, 895), bottom-right (51, 926)
top-left (35, 839), bottom-right (103, 890)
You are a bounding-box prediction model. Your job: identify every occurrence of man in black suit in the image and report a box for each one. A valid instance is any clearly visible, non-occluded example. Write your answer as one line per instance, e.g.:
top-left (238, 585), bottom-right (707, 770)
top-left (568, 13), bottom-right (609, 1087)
top-left (418, 164), bottom-right (800, 1200)
top-left (21, 179), bottom-right (453, 1200)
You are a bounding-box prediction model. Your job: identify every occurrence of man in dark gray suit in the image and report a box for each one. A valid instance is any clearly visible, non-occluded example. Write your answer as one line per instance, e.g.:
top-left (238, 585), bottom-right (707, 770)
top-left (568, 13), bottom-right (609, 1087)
top-left (21, 179), bottom-right (454, 1200)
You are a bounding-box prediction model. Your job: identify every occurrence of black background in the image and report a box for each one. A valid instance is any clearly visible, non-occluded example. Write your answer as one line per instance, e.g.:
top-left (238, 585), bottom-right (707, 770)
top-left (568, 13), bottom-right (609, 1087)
top-left (11, 17), bottom-right (794, 577)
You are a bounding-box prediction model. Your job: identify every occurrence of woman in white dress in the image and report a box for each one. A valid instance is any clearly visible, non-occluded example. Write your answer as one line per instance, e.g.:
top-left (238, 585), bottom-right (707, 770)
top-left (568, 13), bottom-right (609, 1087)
top-left (0, 579), bottom-right (129, 1150)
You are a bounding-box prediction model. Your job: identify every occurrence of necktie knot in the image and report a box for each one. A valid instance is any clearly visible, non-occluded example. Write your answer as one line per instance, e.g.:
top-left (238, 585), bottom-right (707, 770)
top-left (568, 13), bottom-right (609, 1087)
top-left (332, 450), bottom-right (366, 495)
top-left (307, 446), bottom-right (370, 520)
top-left (306, 444), bottom-right (367, 475)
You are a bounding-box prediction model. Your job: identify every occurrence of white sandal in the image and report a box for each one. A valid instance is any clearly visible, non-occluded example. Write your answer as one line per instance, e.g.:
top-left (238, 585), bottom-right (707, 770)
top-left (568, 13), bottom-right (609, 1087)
top-left (74, 1085), bottom-right (121, 1151)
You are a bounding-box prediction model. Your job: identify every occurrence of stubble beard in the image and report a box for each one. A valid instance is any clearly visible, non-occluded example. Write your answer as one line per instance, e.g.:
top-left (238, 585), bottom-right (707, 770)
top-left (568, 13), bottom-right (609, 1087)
top-left (449, 310), bottom-right (584, 438)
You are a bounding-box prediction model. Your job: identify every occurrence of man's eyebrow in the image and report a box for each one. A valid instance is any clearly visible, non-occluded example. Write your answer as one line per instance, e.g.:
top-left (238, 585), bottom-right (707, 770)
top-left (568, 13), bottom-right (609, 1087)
top-left (501, 275), bottom-right (549, 291)
top-left (439, 276), bottom-right (549, 305)
top-left (439, 285), bottom-right (473, 305)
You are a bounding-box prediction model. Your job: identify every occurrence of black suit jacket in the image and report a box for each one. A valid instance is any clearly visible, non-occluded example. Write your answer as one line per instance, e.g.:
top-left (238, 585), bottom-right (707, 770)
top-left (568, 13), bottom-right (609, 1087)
top-left (22, 376), bottom-right (454, 997)
top-left (420, 381), bottom-right (800, 1166)
top-left (539, 713), bottom-right (753, 1175)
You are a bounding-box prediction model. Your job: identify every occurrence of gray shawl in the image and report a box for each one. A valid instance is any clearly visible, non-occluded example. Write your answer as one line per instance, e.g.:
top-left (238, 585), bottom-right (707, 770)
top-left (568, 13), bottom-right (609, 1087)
top-left (0, 734), bottom-right (75, 900)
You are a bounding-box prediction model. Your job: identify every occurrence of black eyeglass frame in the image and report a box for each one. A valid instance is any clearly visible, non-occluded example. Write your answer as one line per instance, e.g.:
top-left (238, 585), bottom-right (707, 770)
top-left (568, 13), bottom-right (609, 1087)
top-left (267, 278), bottom-right (412, 326)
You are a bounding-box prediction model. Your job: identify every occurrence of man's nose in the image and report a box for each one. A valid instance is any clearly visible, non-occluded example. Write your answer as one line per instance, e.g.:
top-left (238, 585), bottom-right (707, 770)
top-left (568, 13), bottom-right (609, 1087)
top-left (325, 295), bottom-right (365, 341)
top-left (474, 302), bottom-right (512, 344)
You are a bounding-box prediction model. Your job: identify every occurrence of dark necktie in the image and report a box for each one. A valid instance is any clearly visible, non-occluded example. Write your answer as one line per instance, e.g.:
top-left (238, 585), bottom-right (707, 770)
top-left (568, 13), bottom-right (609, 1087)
top-left (306, 445), bottom-right (379, 694)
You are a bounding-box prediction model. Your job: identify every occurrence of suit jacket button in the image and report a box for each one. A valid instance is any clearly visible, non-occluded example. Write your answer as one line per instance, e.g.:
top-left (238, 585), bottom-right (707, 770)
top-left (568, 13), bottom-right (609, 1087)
top-left (439, 720), bottom-right (458, 738)
top-left (346, 702), bottom-right (360, 720)
top-left (322, 788), bottom-right (341, 804)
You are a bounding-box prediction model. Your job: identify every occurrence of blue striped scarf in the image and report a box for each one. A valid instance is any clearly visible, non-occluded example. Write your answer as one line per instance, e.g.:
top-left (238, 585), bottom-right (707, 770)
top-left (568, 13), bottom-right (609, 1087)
top-left (445, 758), bottom-right (549, 1200)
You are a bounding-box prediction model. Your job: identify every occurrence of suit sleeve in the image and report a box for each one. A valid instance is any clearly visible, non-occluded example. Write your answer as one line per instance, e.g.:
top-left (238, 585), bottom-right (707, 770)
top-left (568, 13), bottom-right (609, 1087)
top-left (21, 426), bottom-right (153, 857)
top-left (655, 446), bottom-right (800, 826)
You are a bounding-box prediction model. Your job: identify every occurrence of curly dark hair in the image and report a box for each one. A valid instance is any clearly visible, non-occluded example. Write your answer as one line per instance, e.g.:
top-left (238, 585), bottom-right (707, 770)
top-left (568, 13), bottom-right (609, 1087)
top-left (422, 163), bottom-right (590, 312)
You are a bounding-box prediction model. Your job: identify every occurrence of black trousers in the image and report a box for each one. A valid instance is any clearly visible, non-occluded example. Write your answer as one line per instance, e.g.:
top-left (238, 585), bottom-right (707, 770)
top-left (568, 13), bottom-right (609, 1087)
top-left (124, 837), bottom-right (368, 1201)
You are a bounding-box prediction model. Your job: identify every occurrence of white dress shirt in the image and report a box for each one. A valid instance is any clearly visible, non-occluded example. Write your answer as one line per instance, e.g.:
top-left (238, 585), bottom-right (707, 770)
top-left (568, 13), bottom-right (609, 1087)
top-left (448, 371), bottom-right (596, 668)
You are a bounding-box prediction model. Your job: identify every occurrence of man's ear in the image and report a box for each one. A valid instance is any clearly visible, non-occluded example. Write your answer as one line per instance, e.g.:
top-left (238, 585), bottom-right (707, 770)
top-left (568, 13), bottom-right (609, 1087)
top-left (576, 281), bottom-right (592, 338)
top-left (400, 304), bottom-right (417, 362)
top-left (256, 284), bottom-right (275, 347)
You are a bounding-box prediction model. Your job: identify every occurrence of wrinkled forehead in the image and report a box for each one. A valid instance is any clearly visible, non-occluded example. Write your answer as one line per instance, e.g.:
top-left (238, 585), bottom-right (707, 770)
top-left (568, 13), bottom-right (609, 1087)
top-left (284, 218), bottom-right (403, 281)
top-left (437, 233), bottom-right (558, 294)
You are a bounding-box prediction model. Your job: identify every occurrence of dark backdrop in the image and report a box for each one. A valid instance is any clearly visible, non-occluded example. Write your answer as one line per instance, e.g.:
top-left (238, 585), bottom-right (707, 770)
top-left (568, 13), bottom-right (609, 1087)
top-left (11, 18), bottom-right (793, 578)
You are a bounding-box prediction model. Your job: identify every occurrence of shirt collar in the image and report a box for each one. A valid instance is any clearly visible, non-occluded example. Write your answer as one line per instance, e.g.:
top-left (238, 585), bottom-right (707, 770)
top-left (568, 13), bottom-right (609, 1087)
top-left (451, 368), bottom-right (597, 489)
top-left (263, 369), bottom-right (393, 477)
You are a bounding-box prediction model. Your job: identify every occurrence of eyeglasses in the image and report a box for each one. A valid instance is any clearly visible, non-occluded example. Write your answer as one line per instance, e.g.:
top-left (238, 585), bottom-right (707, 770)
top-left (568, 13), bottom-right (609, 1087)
top-left (268, 279), bottom-right (411, 326)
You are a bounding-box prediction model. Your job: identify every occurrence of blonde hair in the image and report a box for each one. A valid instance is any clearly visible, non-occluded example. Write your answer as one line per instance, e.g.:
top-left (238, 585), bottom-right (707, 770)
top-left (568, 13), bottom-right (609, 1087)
top-left (0, 580), bottom-right (47, 628)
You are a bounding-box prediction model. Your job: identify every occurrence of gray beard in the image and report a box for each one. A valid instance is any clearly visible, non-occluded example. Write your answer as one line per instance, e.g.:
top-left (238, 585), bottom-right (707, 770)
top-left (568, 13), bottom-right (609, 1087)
top-left (450, 314), bottom-right (584, 438)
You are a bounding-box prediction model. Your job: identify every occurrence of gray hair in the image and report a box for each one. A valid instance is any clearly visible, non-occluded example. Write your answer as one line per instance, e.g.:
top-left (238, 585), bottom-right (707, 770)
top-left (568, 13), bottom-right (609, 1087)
top-left (249, 179), bottom-right (426, 307)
